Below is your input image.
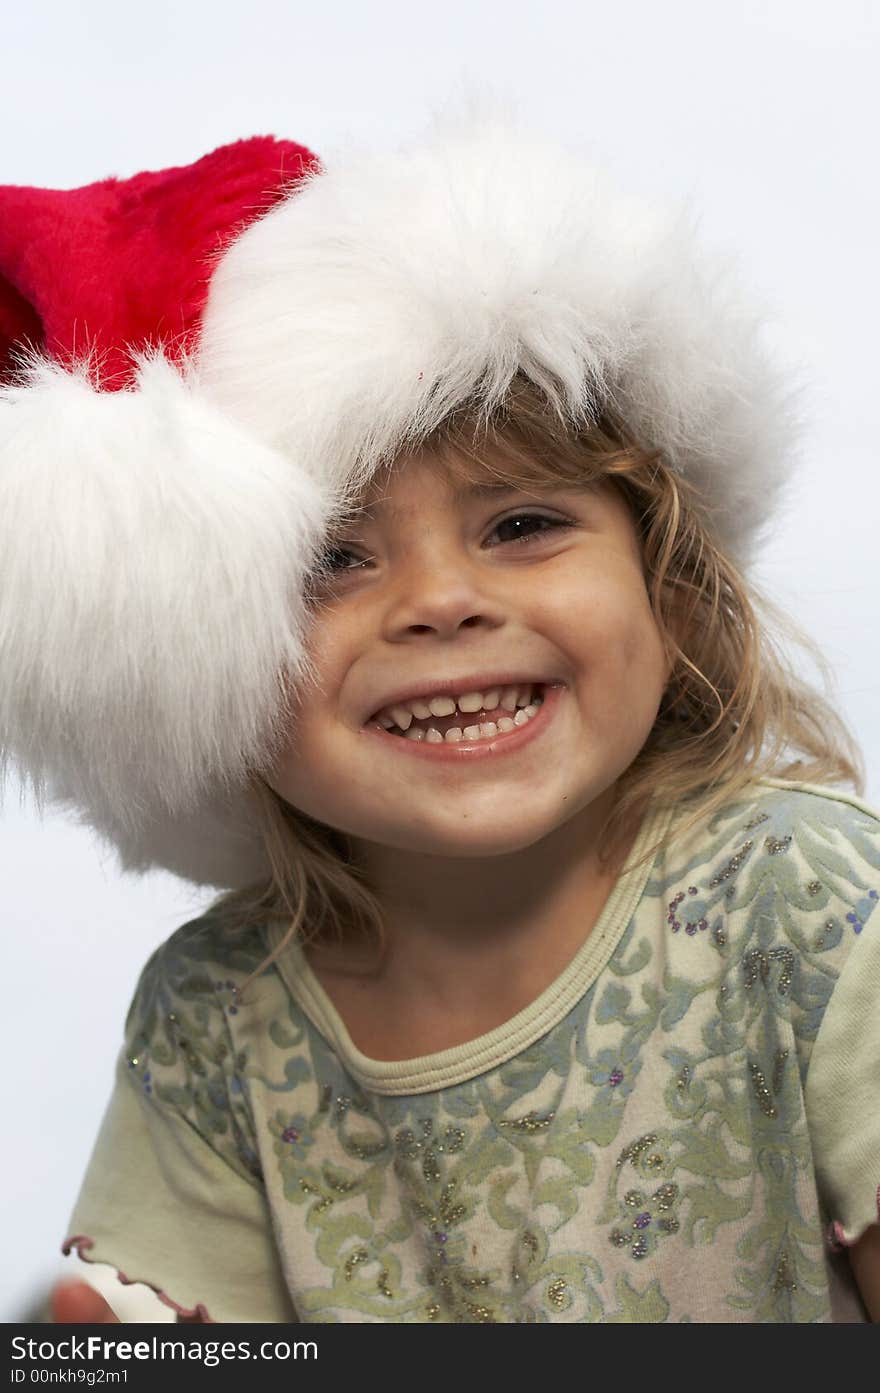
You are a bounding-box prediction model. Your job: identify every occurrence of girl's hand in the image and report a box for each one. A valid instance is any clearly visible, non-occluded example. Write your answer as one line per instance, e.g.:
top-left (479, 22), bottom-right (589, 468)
top-left (849, 1224), bottom-right (880, 1322)
top-left (49, 1279), bottom-right (120, 1323)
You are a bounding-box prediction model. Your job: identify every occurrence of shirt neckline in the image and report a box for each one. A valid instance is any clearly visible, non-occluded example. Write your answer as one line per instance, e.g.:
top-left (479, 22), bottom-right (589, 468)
top-left (268, 796), bottom-right (676, 1096)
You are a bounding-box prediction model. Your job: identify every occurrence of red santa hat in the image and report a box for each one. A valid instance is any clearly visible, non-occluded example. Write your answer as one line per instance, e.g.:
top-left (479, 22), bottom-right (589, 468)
top-left (0, 97), bottom-right (803, 890)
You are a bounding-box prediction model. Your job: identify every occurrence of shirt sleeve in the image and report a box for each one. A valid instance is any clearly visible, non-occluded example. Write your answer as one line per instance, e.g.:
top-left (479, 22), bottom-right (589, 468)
top-left (62, 929), bottom-right (298, 1323)
top-left (63, 1053), bottom-right (296, 1323)
top-left (805, 910), bottom-right (880, 1251)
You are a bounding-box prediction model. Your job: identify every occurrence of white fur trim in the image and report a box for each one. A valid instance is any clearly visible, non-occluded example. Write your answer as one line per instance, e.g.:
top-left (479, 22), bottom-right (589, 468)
top-left (46, 770), bottom-right (271, 889)
top-left (0, 348), bottom-right (329, 881)
top-left (198, 91), bottom-right (805, 564)
top-left (1, 95), bottom-right (811, 891)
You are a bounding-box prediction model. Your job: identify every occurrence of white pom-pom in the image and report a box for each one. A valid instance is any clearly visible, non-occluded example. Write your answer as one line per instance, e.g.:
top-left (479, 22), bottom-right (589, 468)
top-left (0, 348), bottom-right (331, 848)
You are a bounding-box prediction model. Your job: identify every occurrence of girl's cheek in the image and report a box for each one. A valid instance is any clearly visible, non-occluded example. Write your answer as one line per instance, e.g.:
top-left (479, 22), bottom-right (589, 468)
top-left (620, 615), bottom-right (665, 668)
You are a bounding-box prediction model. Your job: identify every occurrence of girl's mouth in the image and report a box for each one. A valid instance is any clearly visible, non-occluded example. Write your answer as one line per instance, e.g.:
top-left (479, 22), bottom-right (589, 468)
top-left (361, 682), bottom-right (564, 762)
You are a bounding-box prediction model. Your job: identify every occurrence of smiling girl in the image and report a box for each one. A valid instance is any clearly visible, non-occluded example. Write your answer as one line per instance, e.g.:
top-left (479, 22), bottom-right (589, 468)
top-left (2, 97), bottom-right (878, 1324)
top-left (273, 437), bottom-right (671, 1053)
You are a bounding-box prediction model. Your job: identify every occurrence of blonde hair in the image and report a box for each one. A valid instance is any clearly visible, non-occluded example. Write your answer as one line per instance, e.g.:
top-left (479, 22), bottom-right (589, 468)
top-left (210, 374), bottom-right (865, 996)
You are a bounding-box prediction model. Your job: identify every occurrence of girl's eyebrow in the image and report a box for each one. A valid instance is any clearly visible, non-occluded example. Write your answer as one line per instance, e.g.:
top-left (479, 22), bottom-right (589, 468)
top-left (356, 481), bottom-right (547, 522)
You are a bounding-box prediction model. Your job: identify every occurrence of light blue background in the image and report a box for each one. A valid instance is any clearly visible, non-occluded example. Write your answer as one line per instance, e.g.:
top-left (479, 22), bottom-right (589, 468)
top-left (2, 0), bottom-right (878, 1320)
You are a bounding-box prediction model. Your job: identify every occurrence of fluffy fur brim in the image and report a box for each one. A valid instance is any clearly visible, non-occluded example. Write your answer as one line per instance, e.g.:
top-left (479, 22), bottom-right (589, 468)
top-left (0, 348), bottom-right (330, 877)
top-left (197, 90), bottom-right (807, 566)
top-left (1, 94), bottom-right (813, 891)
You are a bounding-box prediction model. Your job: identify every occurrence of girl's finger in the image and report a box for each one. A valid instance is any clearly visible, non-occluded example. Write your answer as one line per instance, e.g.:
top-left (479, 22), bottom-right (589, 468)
top-left (49, 1279), bottom-right (120, 1324)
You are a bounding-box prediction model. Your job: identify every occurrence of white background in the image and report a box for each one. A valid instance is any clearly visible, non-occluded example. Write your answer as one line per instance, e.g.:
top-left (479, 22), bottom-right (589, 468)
top-left (2, 0), bottom-right (878, 1321)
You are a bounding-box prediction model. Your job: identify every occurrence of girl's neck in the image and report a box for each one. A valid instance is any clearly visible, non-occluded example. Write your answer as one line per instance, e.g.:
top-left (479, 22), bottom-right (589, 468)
top-left (304, 789), bottom-right (647, 1057)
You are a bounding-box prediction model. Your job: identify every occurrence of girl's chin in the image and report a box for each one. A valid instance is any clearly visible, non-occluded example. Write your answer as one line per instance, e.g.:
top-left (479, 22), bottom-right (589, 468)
top-left (348, 819), bottom-right (557, 859)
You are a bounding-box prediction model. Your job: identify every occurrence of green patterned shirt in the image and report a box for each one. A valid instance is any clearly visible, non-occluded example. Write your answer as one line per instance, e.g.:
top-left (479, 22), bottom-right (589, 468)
top-left (64, 778), bottom-right (880, 1322)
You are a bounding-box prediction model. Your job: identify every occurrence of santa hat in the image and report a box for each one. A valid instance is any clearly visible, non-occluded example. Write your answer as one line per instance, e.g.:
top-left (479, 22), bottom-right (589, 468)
top-left (0, 97), bottom-right (803, 890)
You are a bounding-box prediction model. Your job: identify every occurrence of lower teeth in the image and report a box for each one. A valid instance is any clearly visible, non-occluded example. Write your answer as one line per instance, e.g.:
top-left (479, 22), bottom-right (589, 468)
top-left (394, 697), bottom-right (543, 744)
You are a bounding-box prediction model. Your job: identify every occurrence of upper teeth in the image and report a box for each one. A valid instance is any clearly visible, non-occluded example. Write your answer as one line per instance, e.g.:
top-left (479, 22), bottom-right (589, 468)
top-left (376, 684), bottom-right (539, 731)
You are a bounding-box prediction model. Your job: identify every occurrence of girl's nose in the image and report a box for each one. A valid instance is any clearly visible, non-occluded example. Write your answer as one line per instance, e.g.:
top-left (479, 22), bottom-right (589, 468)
top-left (379, 548), bottom-right (507, 641)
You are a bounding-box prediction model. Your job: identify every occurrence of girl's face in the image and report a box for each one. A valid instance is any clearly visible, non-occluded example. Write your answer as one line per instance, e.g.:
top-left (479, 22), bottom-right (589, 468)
top-left (268, 448), bottom-right (671, 858)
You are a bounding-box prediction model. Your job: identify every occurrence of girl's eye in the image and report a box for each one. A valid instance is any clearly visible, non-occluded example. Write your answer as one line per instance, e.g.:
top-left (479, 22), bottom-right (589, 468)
top-left (316, 543), bottom-right (367, 575)
top-left (314, 511), bottom-right (573, 580)
top-left (487, 511), bottom-right (573, 547)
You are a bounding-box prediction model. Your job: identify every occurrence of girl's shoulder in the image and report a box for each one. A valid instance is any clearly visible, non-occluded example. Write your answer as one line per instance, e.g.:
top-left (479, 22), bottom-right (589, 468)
top-left (746, 775), bottom-right (880, 824)
top-left (664, 775), bottom-right (880, 874)
top-left (653, 775), bottom-right (880, 1015)
top-left (743, 783), bottom-right (880, 1250)
top-left (119, 911), bottom-right (283, 1183)
top-left (123, 909), bottom-right (270, 1034)
top-left (648, 775), bottom-right (880, 1250)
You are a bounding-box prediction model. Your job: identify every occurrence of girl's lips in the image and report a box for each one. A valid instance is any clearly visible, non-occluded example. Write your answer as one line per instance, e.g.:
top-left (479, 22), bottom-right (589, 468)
top-left (360, 682), bottom-right (565, 762)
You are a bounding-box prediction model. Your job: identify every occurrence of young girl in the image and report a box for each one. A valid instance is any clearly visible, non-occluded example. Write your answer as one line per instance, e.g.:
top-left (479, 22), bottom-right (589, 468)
top-left (2, 99), bottom-right (878, 1324)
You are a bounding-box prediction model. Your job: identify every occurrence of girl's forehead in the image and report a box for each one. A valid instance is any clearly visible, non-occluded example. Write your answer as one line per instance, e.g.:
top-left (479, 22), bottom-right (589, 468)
top-left (348, 455), bottom-right (481, 518)
top-left (367, 446), bottom-right (488, 491)
top-left (355, 441), bottom-right (600, 511)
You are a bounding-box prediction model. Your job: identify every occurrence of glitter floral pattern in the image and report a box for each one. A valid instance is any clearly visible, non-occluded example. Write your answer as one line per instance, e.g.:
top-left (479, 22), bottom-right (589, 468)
top-left (270, 1112), bottom-right (314, 1161)
top-left (78, 781), bottom-right (880, 1323)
